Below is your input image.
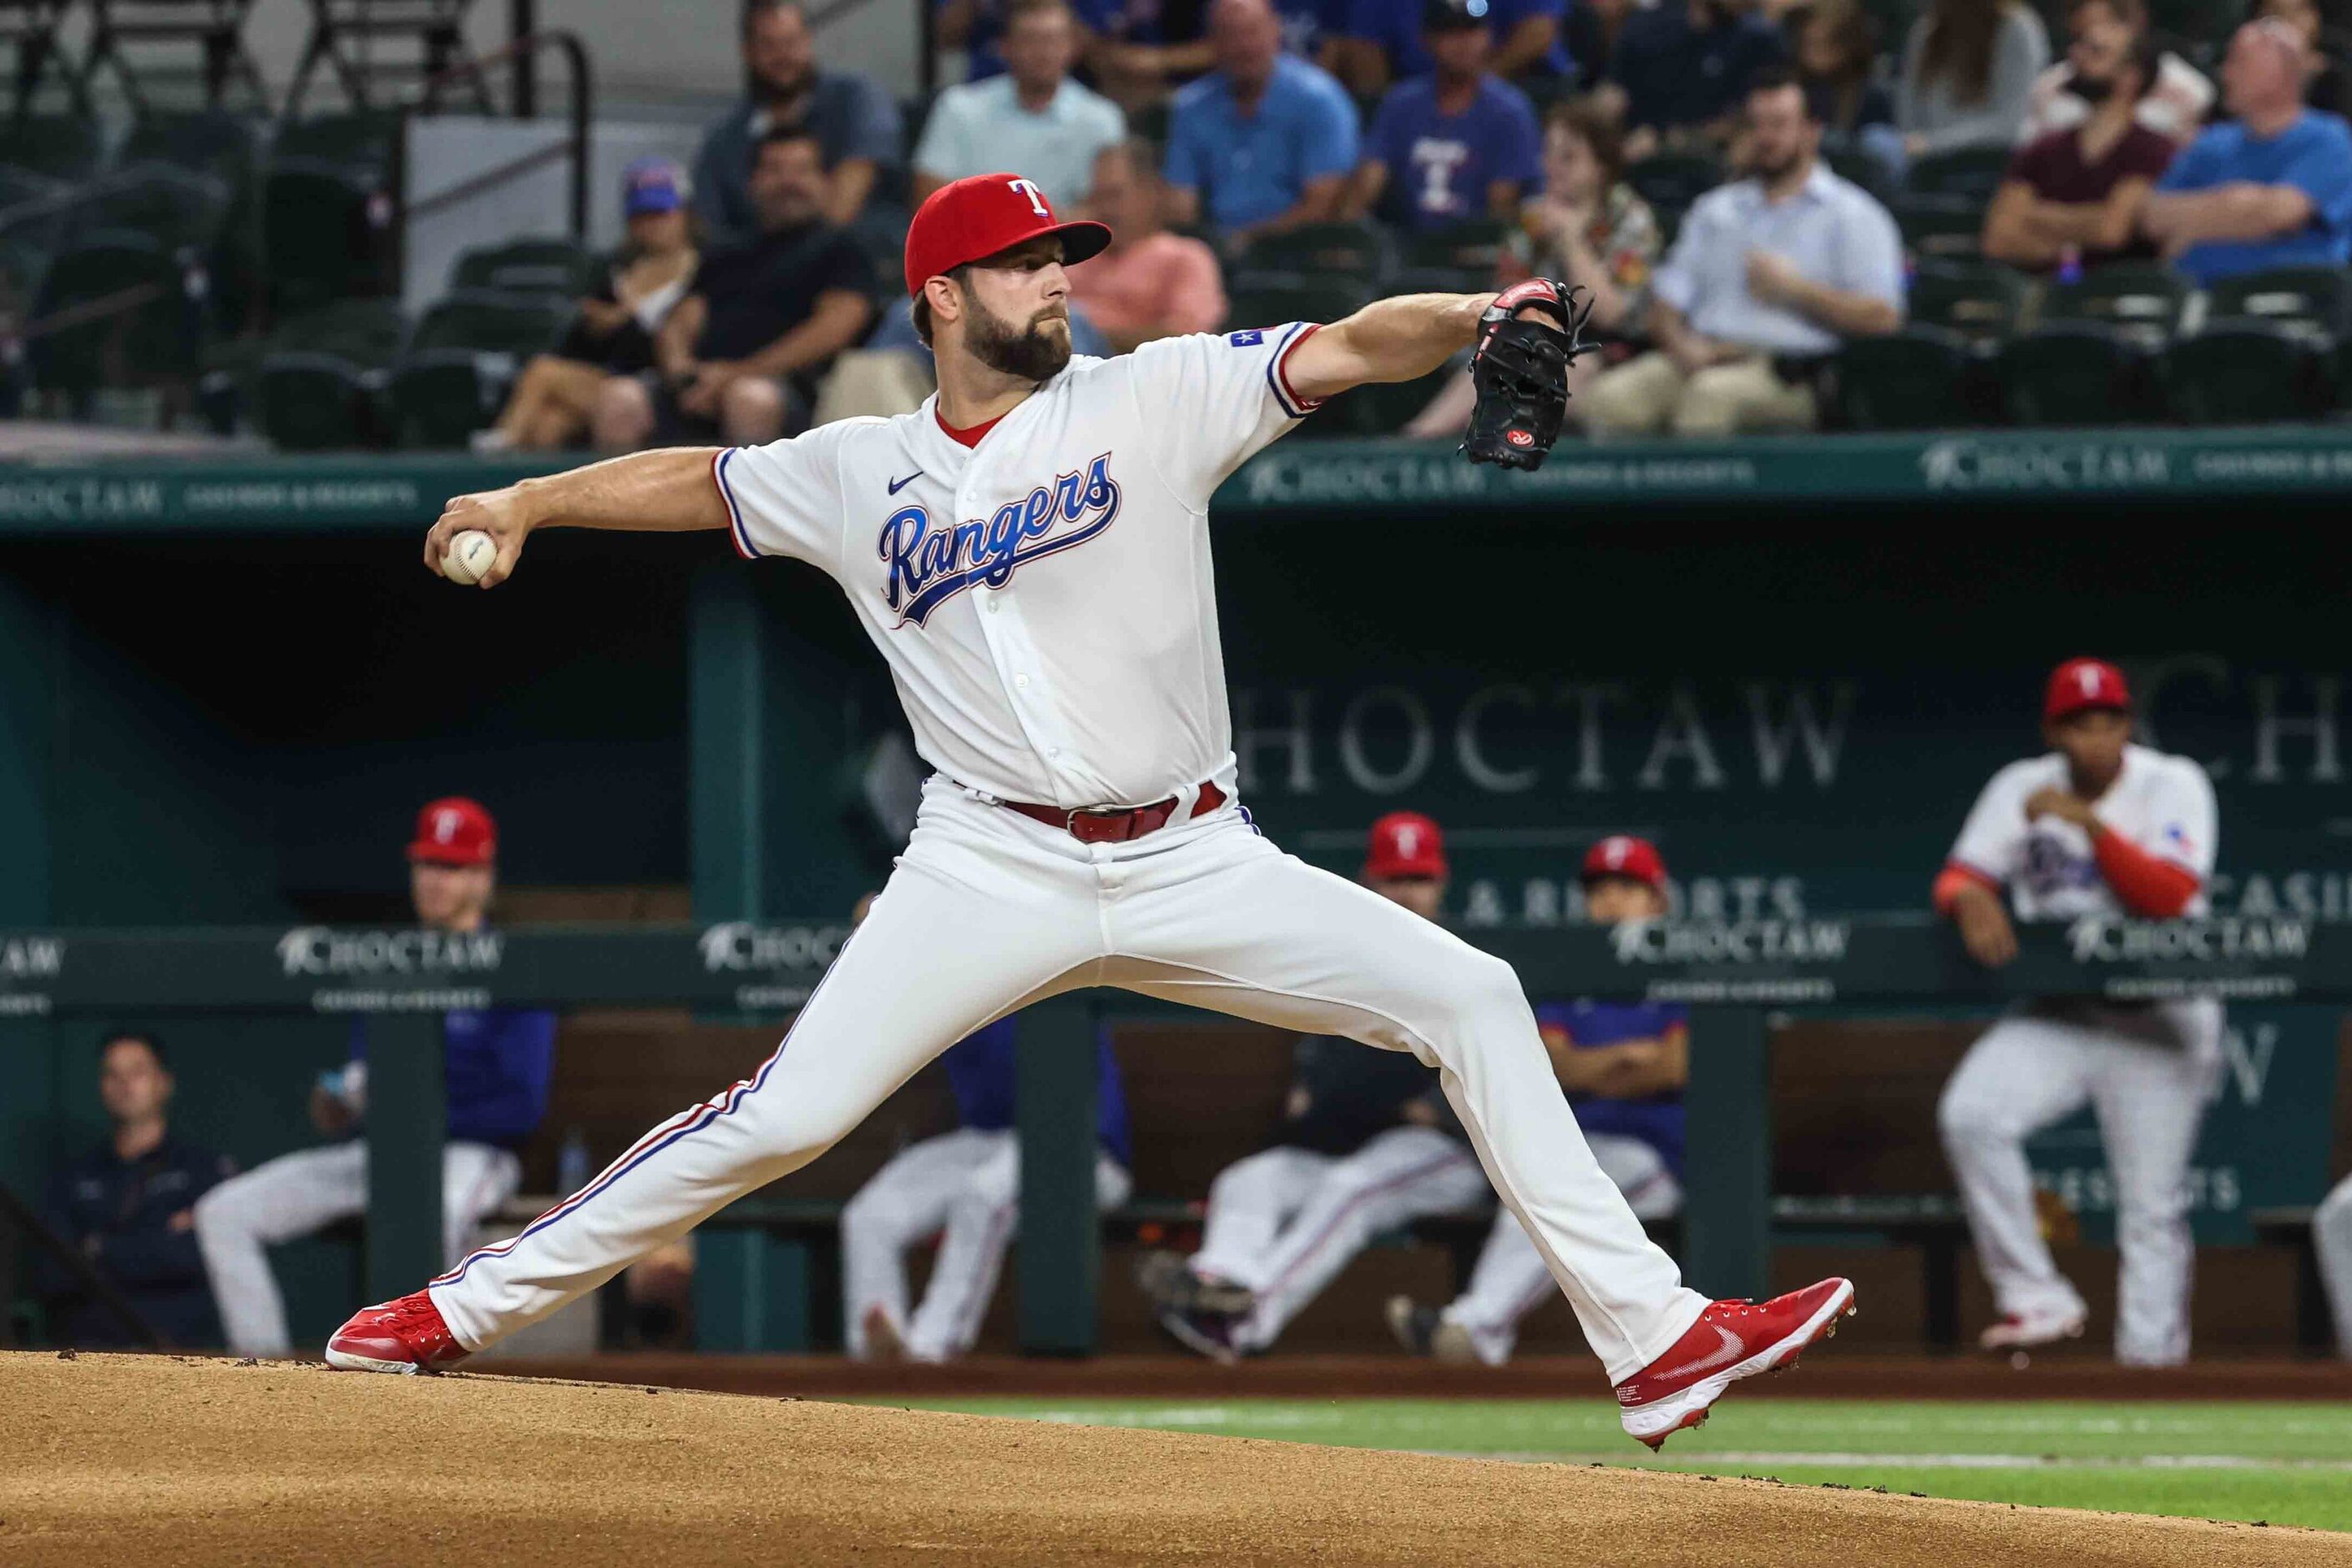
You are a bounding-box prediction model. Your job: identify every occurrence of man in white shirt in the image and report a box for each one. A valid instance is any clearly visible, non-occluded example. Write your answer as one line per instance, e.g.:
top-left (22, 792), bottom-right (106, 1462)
top-left (1934, 658), bottom-right (2223, 1366)
top-left (913, 0), bottom-right (1126, 205)
top-left (1582, 68), bottom-right (1903, 438)
top-left (329, 171), bottom-right (1856, 1451)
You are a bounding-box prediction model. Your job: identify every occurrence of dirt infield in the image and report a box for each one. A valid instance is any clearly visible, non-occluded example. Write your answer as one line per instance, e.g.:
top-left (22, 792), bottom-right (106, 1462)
top-left (5, 1353), bottom-right (2346, 1568)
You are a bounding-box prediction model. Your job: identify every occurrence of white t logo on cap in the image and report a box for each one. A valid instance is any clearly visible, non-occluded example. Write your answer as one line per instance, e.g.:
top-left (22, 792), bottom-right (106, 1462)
top-left (436, 809), bottom-right (462, 842)
top-left (2081, 665), bottom-right (2101, 696)
top-left (1007, 178), bottom-right (1049, 217)
top-left (1395, 825), bottom-right (1419, 857)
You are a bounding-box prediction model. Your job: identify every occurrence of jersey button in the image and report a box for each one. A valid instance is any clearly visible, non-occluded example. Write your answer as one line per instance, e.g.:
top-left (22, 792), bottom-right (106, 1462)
top-left (1015, 675), bottom-right (1030, 690)
top-left (986, 598), bottom-right (1000, 614)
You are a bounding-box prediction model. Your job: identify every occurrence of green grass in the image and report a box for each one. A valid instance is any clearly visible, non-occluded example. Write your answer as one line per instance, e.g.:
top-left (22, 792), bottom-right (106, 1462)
top-left (883, 1399), bottom-right (2352, 1532)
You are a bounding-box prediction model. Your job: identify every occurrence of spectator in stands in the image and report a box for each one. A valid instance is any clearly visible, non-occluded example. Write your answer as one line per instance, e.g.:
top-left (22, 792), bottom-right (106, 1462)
top-left (477, 159), bottom-right (702, 453)
top-left (1985, 26), bottom-right (2175, 271)
top-left (1138, 813), bottom-right (1486, 1363)
top-left (1609, 0), bottom-right (1788, 161)
top-left (1343, 0), bottom-right (1543, 233)
top-left (1582, 70), bottom-right (1901, 437)
top-left (936, 0), bottom-right (1013, 81)
top-left (1164, 0), bottom-right (1361, 246)
top-left (1068, 139), bottom-right (1229, 349)
top-left (1894, 0), bottom-right (2051, 163)
top-left (1089, 0), bottom-right (1344, 104)
top-left (2019, 0), bottom-right (2213, 148)
top-left (2142, 19), bottom-right (2352, 285)
top-left (1331, 0), bottom-right (1572, 96)
top-left (913, 0), bottom-right (1126, 205)
top-left (1789, 0), bottom-right (1902, 184)
top-left (194, 799), bottom-right (555, 1358)
top-left (598, 129), bottom-right (874, 451)
top-left (36, 1033), bottom-right (233, 1349)
top-left (1388, 837), bottom-right (1687, 1367)
top-left (843, 1013), bottom-right (1131, 1361)
top-left (1404, 98), bottom-right (1662, 437)
top-left (2257, 0), bottom-right (2352, 119)
top-left (694, 0), bottom-right (904, 244)
top-left (1563, 0), bottom-right (1636, 93)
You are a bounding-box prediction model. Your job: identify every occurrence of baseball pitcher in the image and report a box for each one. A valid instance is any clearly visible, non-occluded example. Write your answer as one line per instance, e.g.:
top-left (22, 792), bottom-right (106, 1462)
top-left (327, 170), bottom-right (1852, 1448)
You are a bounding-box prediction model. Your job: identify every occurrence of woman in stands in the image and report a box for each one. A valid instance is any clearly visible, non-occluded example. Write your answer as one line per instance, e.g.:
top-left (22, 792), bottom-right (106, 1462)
top-left (1894, 0), bottom-right (2051, 164)
top-left (1789, 0), bottom-right (1902, 186)
top-left (477, 159), bottom-right (702, 453)
top-left (1405, 98), bottom-right (1661, 438)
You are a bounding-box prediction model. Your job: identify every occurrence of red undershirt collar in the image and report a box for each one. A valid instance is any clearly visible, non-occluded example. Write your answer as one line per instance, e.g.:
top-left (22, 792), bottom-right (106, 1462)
top-left (934, 405), bottom-right (1007, 448)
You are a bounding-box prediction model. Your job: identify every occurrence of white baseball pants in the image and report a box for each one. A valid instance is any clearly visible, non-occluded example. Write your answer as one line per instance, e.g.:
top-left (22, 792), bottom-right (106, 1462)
top-left (2317, 1173), bottom-right (2352, 1359)
top-left (430, 780), bottom-right (1707, 1381)
top-left (1440, 1133), bottom-right (1682, 1366)
top-left (1937, 1003), bottom-right (2219, 1366)
top-left (1186, 1125), bottom-right (1490, 1353)
top-left (193, 1139), bottom-right (522, 1356)
top-left (841, 1125), bottom-right (1131, 1361)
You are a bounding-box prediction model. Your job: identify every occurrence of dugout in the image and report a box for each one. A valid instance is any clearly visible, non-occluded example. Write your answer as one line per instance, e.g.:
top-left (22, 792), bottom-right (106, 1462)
top-left (3, 431), bottom-right (2350, 1353)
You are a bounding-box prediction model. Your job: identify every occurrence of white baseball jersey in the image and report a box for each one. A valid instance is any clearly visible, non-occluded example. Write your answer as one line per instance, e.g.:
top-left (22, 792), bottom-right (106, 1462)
top-left (1947, 744), bottom-right (2217, 921)
top-left (714, 324), bottom-right (1325, 810)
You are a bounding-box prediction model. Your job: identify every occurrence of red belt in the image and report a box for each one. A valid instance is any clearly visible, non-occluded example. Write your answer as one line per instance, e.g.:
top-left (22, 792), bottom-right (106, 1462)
top-left (999, 780), bottom-right (1228, 844)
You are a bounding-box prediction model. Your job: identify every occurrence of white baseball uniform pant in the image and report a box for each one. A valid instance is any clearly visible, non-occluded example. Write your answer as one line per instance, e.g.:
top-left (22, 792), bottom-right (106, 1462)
top-left (194, 1139), bottom-right (522, 1357)
top-left (1184, 1125), bottom-right (1491, 1353)
top-left (841, 1125), bottom-right (1131, 1361)
top-left (428, 779), bottom-right (1707, 1382)
top-left (2316, 1173), bottom-right (2352, 1359)
top-left (1440, 1132), bottom-right (1683, 1367)
top-left (1937, 1003), bottom-right (2219, 1366)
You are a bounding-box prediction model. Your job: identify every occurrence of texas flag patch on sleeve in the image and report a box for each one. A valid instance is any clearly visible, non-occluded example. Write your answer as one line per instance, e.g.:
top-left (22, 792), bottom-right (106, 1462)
top-left (1227, 328), bottom-right (1265, 346)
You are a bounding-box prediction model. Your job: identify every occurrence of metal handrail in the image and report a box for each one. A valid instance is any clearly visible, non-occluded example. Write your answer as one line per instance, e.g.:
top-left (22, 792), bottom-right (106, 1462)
top-left (397, 28), bottom-right (592, 240)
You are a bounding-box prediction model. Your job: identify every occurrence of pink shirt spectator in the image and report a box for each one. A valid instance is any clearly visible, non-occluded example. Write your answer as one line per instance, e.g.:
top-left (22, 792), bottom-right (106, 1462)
top-left (1070, 232), bottom-right (1229, 346)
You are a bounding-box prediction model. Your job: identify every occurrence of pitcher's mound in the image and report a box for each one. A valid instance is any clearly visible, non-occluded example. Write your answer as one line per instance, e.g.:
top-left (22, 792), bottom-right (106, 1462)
top-left (2, 1352), bottom-right (2341, 1566)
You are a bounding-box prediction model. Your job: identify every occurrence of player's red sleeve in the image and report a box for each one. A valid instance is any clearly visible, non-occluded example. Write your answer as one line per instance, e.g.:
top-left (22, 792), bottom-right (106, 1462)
top-left (2091, 828), bottom-right (2201, 918)
top-left (1933, 861), bottom-right (2000, 917)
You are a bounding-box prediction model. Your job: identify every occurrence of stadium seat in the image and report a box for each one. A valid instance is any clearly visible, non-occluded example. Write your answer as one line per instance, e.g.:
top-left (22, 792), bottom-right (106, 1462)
top-left (1232, 221), bottom-right (1390, 289)
top-left (238, 296), bottom-right (408, 448)
top-left (2164, 321), bottom-right (2335, 422)
top-left (2039, 262), bottom-right (2188, 351)
top-left (1389, 218), bottom-right (1510, 294)
top-left (25, 227), bottom-right (208, 409)
top-left (78, 164), bottom-right (231, 254)
top-left (385, 289), bottom-right (572, 447)
top-left (1905, 145), bottom-right (2014, 204)
top-left (1328, 362), bottom-right (1457, 437)
top-left (117, 109), bottom-right (261, 193)
top-left (1623, 151), bottom-right (1722, 218)
top-left (1995, 321), bottom-right (2158, 424)
top-left (0, 113), bottom-right (101, 181)
top-left (448, 235), bottom-right (602, 298)
top-left (1823, 144), bottom-right (1893, 201)
top-left (1905, 258), bottom-right (2031, 345)
top-left (1891, 193), bottom-right (1984, 261)
top-left (260, 112), bottom-right (400, 312)
top-left (1224, 279), bottom-right (1376, 338)
top-left (2204, 264), bottom-right (2352, 340)
top-left (1833, 324), bottom-right (1982, 430)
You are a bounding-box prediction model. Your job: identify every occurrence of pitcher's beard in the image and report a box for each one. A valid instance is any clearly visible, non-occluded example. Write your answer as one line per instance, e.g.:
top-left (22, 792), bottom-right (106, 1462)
top-left (968, 301), bottom-right (1073, 382)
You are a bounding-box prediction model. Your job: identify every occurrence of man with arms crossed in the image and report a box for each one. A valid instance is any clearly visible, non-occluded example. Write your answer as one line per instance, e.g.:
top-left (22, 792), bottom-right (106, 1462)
top-left (329, 171), bottom-right (1853, 1448)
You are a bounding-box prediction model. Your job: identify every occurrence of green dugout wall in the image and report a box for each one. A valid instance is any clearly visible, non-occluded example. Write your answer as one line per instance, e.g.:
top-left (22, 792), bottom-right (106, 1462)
top-left (2, 432), bottom-right (2349, 1304)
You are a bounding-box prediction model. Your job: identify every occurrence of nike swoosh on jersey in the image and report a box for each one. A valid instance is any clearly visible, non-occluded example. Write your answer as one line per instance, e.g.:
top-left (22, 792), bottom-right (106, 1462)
top-left (888, 471), bottom-right (923, 494)
top-left (1654, 1324), bottom-right (1744, 1383)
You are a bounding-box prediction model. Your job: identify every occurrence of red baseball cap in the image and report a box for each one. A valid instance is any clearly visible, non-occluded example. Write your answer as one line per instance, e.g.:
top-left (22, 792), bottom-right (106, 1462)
top-left (1581, 834), bottom-right (1667, 891)
top-left (2045, 657), bottom-right (2132, 723)
top-left (903, 172), bottom-right (1111, 300)
top-left (1365, 811), bottom-right (1448, 880)
top-left (406, 797), bottom-right (497, 867)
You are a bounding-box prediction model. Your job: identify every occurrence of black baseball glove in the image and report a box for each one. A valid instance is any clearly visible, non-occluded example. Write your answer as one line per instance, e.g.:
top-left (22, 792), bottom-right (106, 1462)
top-left (1462, 279), bottom-right (1597, 473)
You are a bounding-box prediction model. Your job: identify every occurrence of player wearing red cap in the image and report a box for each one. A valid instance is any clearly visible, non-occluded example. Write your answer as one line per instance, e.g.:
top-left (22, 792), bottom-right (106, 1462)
top-left (1933, 659), bottom-right (2222, 1364)
top-left (1138, 812), bottom-right (1495, 1361)
top-left (375, 169), bottom-right (1855, 1447)
top-left (192, 800), bottom-right (557, 1357)
top-left (1389, 836), bottom-right (1691, 1365)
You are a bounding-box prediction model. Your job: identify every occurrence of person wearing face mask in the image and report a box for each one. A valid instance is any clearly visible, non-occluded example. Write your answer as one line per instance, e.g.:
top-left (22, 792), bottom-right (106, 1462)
top-left (2018, 0), bottom-right (2212, 148)
top-left (1984, 23), bottom-right (2177, 271)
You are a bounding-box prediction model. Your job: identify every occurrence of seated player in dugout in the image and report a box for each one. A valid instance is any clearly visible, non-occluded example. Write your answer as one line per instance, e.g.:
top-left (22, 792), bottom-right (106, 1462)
top-left (1389, 835), bottom-right (1689, 1365)
top-left (842, 898), bottom-right (1133, 1363)
top-left (1136, 812), bottom-right (1491, 1363)
top-left (193, 799), bottom-right (559, 1358)
top-left (1934, 658), bottom-right (2221, 1366)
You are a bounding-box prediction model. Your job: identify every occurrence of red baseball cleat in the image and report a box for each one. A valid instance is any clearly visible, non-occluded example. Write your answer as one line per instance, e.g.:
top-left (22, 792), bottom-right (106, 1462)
top-left (324, 1289), bottom-right (471, 1374)
top-left (1614, 1277), bottom-right (1856, 1450)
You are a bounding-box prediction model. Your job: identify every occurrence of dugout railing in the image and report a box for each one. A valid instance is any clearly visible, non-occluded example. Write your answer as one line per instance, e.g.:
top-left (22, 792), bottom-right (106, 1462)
top-left (0, 913), bottom-right (2329, 1353)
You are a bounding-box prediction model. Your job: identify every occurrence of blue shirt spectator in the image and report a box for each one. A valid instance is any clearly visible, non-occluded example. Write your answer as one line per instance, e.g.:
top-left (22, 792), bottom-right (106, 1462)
top-left (1168, 0), bottom-right (1360, 234)
top-left (2145, 26), bottom-right (2352, 284)
top-left (1353, 46), bottom-right (1541, 231)
top-left (348, 1008), bottom-right (559, 1150)
top-left (695, 0), bottom-right (904, 243)
top-left (938, 1016), bottom-right (1133, 1164)
top-left (36, 1034), bottom-right (231, 1348)
top-left (914, 0), bottom-right (1126, 205)
top-left (1535, 999), bottom-right (1686, 1176)
top-left (1611, 0), bottom-right (1787, 141)
top-left (1339, 0), bottom-right (1571, 87)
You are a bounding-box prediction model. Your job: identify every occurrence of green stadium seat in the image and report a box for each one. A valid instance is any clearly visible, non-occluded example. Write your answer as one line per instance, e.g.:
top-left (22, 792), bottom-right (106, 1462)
top-left (25, 227), bottom-right (208, 409)
top-left (1893, 194), bottom-right (1985, 261)
top-left (1823, 145), bottom-right (1893, 202)
top-left (1833, 325), bottom-right (1982, 430)
top-left (1389, 218), bottom-right (1511, 294)
top-left (0, 114), bottom-right (102, 182)
top-left (1232, 220), bottom-right (1390, 287)
top-left (450, 235), bottom-right (603, 299)
top-left (1623, 151), bottom-right (1722, 219)
top-left (1995, 321), bottom-right (2158, 424)
top-left (2164, 321), bottom-right (2335, 422)
top-left (78, 164), bottom-right (230, 253)
top-left (2039, 261), bottom-right (2188, 350)
top-left (1224, 279), bottom-right (1376, 337)
top-left (2204, 264), bottom-right (2352, 339)
top-left (1905, 144), bottom-right (2014, 203)
top-left (260, 113), bottom-right (399, 312)
top-left (386, 289), bottom-right (573, 447)
top-left (254, 349), bottom-right (385, 449)
top-left (117, 110), bottom-right (260, 192)
top-left (1327, 362), bottom-right (1457, 437)
top-left (1905, 258), bottom-right (2031, 345)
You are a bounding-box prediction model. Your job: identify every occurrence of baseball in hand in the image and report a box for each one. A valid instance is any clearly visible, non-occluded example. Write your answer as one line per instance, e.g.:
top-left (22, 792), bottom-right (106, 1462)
top-left (443, 529), bottom-right (498, 586)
